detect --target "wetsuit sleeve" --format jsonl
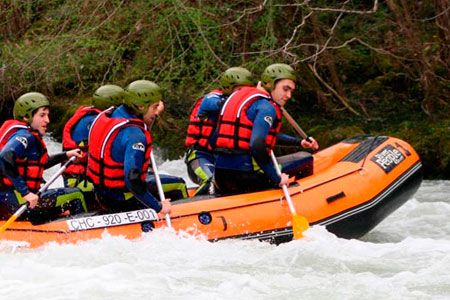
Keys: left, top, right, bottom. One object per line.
{"left": 49, "top": 115, "right": 96, "bottom": 168}
{"left": 249, "top": 102, "right": 281, "bottom": 184}
{"left": 276, "top": 133, "right": 301, "bottom": 146}
{"left": 0, "top": 133, "right": 32, "bottom": 196}
{"left": 197, "top": 93, "right": 225, "bottom": 119}
{"left": 122, "top": 129, "right": 162, "bottom": 212}
{"left": 71, "top": 114, "right": 96, "bottom": 145}
{"left": 46, "top": 152, "right": 67, "bottom": 168}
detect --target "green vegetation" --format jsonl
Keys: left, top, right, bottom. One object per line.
{"left": 1, "top": 0, "right": 449, "bottom": 178}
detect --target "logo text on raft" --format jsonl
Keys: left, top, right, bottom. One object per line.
{"left": 371, "top": 145, "right": 405, "bottom": 173}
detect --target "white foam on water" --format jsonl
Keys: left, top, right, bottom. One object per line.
{"left": 1, "top": 137, "right": 448, "bottom": 299}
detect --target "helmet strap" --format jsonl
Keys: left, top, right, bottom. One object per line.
{"left": 124, "top": 103, "right": 143, "bottom": 117}
{"left": 264, "top": 81, "right": 273, "bottom": 92}
{"left": 22, "top": 116, "right": 31, "bottom": 124}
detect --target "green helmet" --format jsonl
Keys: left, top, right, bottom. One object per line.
{"left": 261, "top": 63, "right": 297, "bottom": 91}
{"left": 13, "top": 92, "right": 50, "bottom": 121}
{"left": 220, "top": 67, "right": 254, "bottom": 93}
{"left": 124, "top": 80, "right": 162, "bottom": 115}
{"left": 92, "top": 84, "right": 125, "bottom": 110}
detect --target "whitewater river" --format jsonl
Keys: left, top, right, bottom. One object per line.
{"left": 0, "top": 138, "right": 449, "bottom": 299}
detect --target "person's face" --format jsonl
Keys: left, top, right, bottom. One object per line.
{"left": 143, "top": 101, "right": 164, "bottom": 128}
{"left": 29, "top": 107, "right": 50, "bottom": 135}
{"left": 270, "top": 79, "right": 296, "bottom": 107}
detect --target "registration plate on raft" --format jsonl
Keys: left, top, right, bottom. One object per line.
{"left": 66, "top": 208, "right": 159, "bottom": 231}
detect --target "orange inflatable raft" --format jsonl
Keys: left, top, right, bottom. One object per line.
{"left": 0, "top": 135, "right": 423, "bottom": 248}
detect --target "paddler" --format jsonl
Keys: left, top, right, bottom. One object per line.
{"left": 61, "top": 84, "right": 125, "bottom": 210}
{"left": 184, "top": 67, "right": 254, "bottom": 195}
{"left": 213, "top": 63, "right": 319, "bottom": 194}
{"left": 0, "top": 92, "right": 87, "bottom": 223}
{"left": 86, "top": 80, "right": 171, "bottom": 217}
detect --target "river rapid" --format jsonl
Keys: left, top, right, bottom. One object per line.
{"left": 0, "top": 138, "right": 449, "bottom": 300}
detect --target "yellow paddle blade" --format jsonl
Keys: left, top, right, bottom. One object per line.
{"left": 292, "top": 214, "right": 309, "bottom": 239}
{"left": 0, "top": 214, "right": 19, "bottom": 234}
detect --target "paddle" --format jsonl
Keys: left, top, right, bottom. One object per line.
{"left": 193, "top": 177, "right": 214, "bottom": 196}
{"left": 281, "top": 107, "right": 316, "bottom": 147}
{"left": 270, "top": 151, "right": 309, "bottom": 239}
{"left": 0, "top": 156, "right": 77, "bottom": 234}
{"left": 149, "top": 151, "right": 172, "bottom": 228}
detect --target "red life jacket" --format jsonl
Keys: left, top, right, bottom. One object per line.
{"left": 0, "top": 120, "right": 48, "bottom": 192}
{"left": 185, "top": 90, "right": 223, "bottom": 151}
{"left": 86, "top": 110, "right": 152, "bottom": 188}
{"left": 215, "top": 86, "right": 282, "bottom": 152}
{"left": 62, "top": 106, "right": 101, "bottom": 176}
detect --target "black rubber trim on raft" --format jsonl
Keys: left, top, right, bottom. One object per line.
{"left": 212, "top": 161, "right": 422, "bottom": 244}
{"left": 318, "top": 161, "right": 422, "bottom": 227}
{"left": 341, "top": 136, "right": 388, "bottom": 163}
{"left": 323, "top": 162, "right": 422, "bottom": 239}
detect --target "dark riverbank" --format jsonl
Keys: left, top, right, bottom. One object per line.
{"left": 1, "top": 1, "right": 448, "bottom": 178}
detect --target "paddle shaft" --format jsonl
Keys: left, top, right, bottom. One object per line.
{"left": 150, "top": 151, "right": 172, "bottom": 228}
{"left": 39, "top": 156, "right": 77, "bottom": 193}
{"left": 281, "top": 107, "right": 311, "bottom": 142}
{"left": 270, "top": 151, "right": 309, "bottom": 239}
{"left": 270, "top": 152, "right": 297, "bottom": 215}
{"left": 0, "top": 156, "right": 76, "bottom": 234}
